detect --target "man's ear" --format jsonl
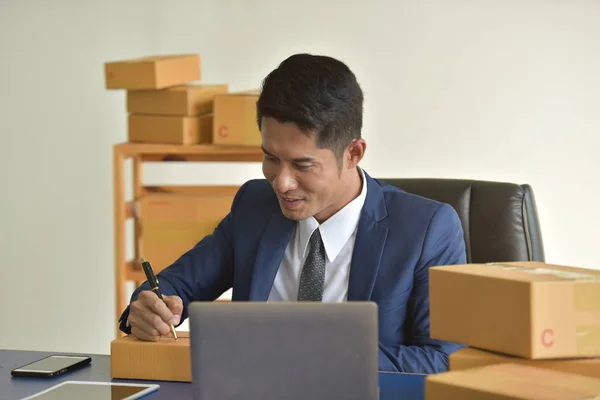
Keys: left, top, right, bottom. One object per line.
{"left": 346, "top": 139, "right": 366, "bottom": 169}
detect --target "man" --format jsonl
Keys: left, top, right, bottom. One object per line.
{"left": 119, "top": 53, "right": 466, "bottom": 373}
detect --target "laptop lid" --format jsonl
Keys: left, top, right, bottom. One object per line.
{"left": 188, "top": 301, "right": 379, "bottom": 400}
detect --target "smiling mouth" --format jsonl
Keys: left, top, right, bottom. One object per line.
{"left": 279, "top": 196, "right": 304, "bottom": 209}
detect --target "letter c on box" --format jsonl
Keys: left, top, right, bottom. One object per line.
{"left": 541, "top": 329, "right": 554, "bottom": 347}
{"left": 218, "top": 125, "right": 229, "bottom": 138}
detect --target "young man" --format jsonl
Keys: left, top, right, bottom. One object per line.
{"left": 119, "top": 54, "right": 466, "bottom": 373}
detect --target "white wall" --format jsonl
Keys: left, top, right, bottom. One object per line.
{"left": 0, "top": 0, "right": 167, "bottom": 354}
{"left": 1, "top": 0, "right": 598, "bottom": 355}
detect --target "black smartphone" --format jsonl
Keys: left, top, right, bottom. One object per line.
{"left": 11, "top": 355, "right": 92, "bottom": 378}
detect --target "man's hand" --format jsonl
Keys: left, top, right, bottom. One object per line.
{"left": 128, "top": 291, "right": 183, "bottom": 341}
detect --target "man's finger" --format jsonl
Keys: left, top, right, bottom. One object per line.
{"left": 164, "top": 296, "right": 183, "bottom": 324}
{"left": 131, "top": 325, "right": 160, "bottom": 342}
{"left": 137, "top": 308, "right": 171, "bottom": 336}
{"left": 128, "top": 312, "right": 162, "bottom": 339}
{"left": 139, "top": 291, "right": 174, "bottom": 326}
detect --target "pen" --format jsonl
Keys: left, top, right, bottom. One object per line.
{"left": 140, "top": 257, "right": 178, "bottom": 340}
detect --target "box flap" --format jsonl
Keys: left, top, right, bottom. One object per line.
{"left": 450, "top": 347, "right": 511, "bottom": 364}
{"left": 431, "top": 262, "right": 600, "bottom": 283}
{"left": 219, "top": 89, "right": 261, "bottom": 96}
{"left": 112, "top": 331, "right": 190, "bottom": 345}
{"left": 107, "top": 54, "right": 199, "bottom": 65}
{"left": 428, "top": 363, "right": 600, "bottom": 398}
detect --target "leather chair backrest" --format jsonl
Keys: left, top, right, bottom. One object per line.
{"left": 379, "top": 178, "right": 545, "bottom": 264}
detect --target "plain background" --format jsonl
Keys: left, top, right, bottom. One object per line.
{"left": 1, "top": 0, "right": 598, "bottom": 355}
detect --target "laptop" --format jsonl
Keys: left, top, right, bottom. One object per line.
{"left": 188, "top": 301, "right": 379, "bottom": 400}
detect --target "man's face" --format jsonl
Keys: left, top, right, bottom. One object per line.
{"left": 260, "top": 117, "right": 353, "bottom": 223}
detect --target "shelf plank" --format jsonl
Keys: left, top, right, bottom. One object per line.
{"left": 125, "top": 200, "right": 135, "bottom": 219}
{"left": 125, "top": 260, "right": 144, "bottom": 282}
{"left": 141, "top": 185, "right": 240, "bottom": 196}
{"left": 114, "top": 147, "right": 127, "bottom": 338}
{"left": 127, "top": 269, "right": 146, "bottom": 283}
{"left": 115, "top": 143, "right": 263, "bottom": 162}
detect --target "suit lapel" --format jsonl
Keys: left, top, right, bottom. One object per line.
{"left": 347, "top": 173, "right": 389, "bottom": 301}
{"left": 249, "top": 212, "right": 294, "bottom": 300}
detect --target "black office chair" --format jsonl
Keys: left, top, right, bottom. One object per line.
{"left": 379, "top": 178, "right": 545, "bottom": 264}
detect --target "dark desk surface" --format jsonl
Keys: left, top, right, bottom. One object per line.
{"left": 0, "top": 349, "right": 425, "bottom": 400}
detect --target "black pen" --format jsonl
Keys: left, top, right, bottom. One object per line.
{"left": 140, "top": 257, "right": 178, "bottom": 340}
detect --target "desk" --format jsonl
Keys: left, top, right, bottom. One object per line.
{"left": 0, "top": 350, "right": 425, "bottom": 400}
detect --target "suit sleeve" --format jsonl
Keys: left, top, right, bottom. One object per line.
{"left": 118, "top": 182, "right": 250, "bottom": 334}
{"left": 378, "top": 203, "right": 467, "bottom": 373}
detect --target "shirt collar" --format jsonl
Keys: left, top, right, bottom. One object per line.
{"left": 298, "top": 167, "right": 368, "bottom": 262}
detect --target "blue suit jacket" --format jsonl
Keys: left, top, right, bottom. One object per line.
{"left": 119, "top": 171, "right": 466, "bottom": 373}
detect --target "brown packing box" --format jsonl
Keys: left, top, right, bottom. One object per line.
{"left": 430, "top": 261, "right": 600, "bottom": 359}
{"left": 137, "top": 189, "right": 238, "bottom": 273}
{"left": 127, "top": 84, "right": 229, "bottom": 116}
{"left": 111, "top": 331, "right": 191, "bottom": 382}
{"left": 450, "top": 347, "right": 600, "bottom": 379}
{"left": 213, "top": 91, "right": 261, "bottom": 146}
{"left": 426, "top": 363, "right": 600, "bottom": 399}
{"left": 105, "top": 54, "right": 200, "bottom": 90}
{"left": 128, "top": 114, "right": 212, "bottom": 145}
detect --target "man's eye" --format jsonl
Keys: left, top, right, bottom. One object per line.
{"left": 296, "top": 164, "right": 312, "bottom": 170}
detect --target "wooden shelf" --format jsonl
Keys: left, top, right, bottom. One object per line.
{"left": 115, "top": 143, "right": 263, "bottom": 162}
{"left": 112, "top": 142, "right": 262, "bottom": 338}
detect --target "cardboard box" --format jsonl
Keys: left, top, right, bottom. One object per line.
{"left": 430, "top": 261, "right": 600, "bottom": 359}
{"left": 111, "top": 331, "right": 191, "bottom": 382}
{"left": 105, "top": 54, "right": 200, "bottom": 90}
{"left": 128, "top": 114, "right": 212, "bottom": 145}
{"left": 137, "top": 189, "right": 238, "bottom": 272}
{"left": 213, "top": 91, "right": 261, "bottom": 146}
{"left": 426, "top": 363, "right": 600, "bottom": 399}
{"left": 450, "top": 347, "right": 600, "bottom": 379}
{"left": 127, "top": 84, "right": 229, "bottom": 116}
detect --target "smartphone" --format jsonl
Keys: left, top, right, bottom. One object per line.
{"left": 11, "top": 355, "right": 92, "bottom": 378}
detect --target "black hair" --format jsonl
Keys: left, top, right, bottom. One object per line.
{"left": 256, "top": 53, "right": 363, "bottom": 162}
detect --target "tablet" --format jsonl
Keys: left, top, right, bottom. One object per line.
{"left": 21, "top": 381, "right": 159, "bottom": 399}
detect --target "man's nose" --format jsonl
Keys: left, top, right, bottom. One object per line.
{"left": 272, "top": 166, "right": 298, "bottom": 193}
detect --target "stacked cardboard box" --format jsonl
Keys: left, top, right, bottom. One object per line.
{"left": 426, "top": 261, "right": 600, "bottom": 399}
{"left": 212, "top": 90, "right": 262, "bottom": 146}
{"left": 103, "top": 54, "right": 254, "bottom": 274}
{"left": 137, "top": 188, "right": 239, "bottom": 273}
{"left": 104, "top": 54, "right": 261, "bottom": 146}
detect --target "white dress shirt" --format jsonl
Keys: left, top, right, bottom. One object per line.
{"left": 268, "top": 167, "right": 368, "bottom": 302}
